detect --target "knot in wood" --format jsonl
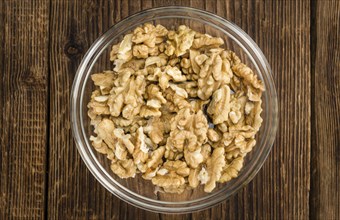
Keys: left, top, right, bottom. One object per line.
{"left": 64, "top": 41, "right": 83, "bottom": 58}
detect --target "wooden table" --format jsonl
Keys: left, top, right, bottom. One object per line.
{"left": 0, "top": 0, "right": 339, "bottom": 219}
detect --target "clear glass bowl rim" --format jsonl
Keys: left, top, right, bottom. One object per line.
{"left": 71, "top": 6, "right": 278, "bottom": 213}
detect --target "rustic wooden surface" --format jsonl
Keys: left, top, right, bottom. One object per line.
{"left": 0, "top": 0, "right": 339, "bottom": 219}
{"left": 310, "top": 0, "right": 340, "bottom": 219}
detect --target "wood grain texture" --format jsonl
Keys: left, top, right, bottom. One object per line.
{"left": 310, "top": 0, "right": 340, "bottom": 219}
{"left": 2, "top": 0, "right": 339, "bottom": 219}
{"left": 48, "top": 0, "right": 311, "bottom": 219}
{"left": 48, "top": 0, "right": 159, "bottom": 219}
{"left": 191, "top": 0, "right": 311, "bottom": 219}
{"left": 48, "top": 0, "right": 120, "bottom": 219}
{"left": 0, "top": 0, "right": 49, "bottom": 219}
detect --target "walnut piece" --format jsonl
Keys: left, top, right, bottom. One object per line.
{"left": 132, "top": 127, "right": 149, "bottom": 165}
{"left": 219, "top": 156, "right": 244, "bottom": 183}
{"left": 152, "top": 160, "right": 190, "bottom": 193}
{"left": 111, "top": 159, "right": 136, "bottom": 178}
{"left": 171, "top": 25, "right": 196, "bottom": 56}
{"left": 93, "top": 118, "right": 116, "bottom": 150}
{"left": 144, "top": 117, "right": 164, "bottom": 144}
{"left": 147, "top": 146, "right": 165, "bottom": 169}
{"left": 197, "top": 49, "right": 228, "bottom": 100}
{"left": 204, "top": 147, "right": 226, "bottom": 192}
{"left": 192, "top": 34, "right": 224, "bottom": 49}
{"left": 207, "top": 85, "right": 231, "bottom": 124}
{"left": 207, "top": 128, "right": 221, "bottom": 142}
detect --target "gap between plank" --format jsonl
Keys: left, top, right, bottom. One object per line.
{"left": 44, "top": 0, "right": 53, "bottom": 219}
{"left": 309, "top": 0, "right": 317, "bottom": 219}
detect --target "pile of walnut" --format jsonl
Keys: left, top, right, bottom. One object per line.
{"left": 88, "top": 23, "right": 264, "bottom": 193}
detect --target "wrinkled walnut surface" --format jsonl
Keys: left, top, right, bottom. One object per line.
{"left": 88, "top": 24, "right": 264, "bottom": 193}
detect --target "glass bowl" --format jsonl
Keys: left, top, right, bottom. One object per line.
{"left": 71, "top": 6, "right": 278, "bottom": 213}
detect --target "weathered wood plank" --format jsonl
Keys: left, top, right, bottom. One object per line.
{"left": 190, "top": 0, "right": 311, "bottom": 219}
{"left": 48, "top": 1, "right": 119, "bottom": 219}
{"left": 0, "top": 0, "right": 49, "bottom": 219}
{"left": 310, "top": 0, "right": 340, "bottom": 219}
{"left": 48, "top": 0, "right": 160, "bottom": 219}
